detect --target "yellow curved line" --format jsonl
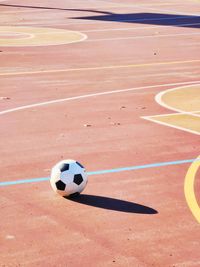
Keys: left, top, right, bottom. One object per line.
{"left": 184, "top": 156, "right": 200, "bottom": 224}
{"left": 0, "top": 26, "right": 86, "bottom": 47}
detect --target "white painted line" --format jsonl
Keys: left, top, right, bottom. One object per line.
{"left": 1, "top": 80, "right": 200, "bottom": 116}
{"left": 143, "top": 111, "right": 200, "bottom": 118}
{"left": 87, "top": 31, "right": 200, "bottom": 42}
{"left": 142, "top": 115, "right": 200, "bottom": 136}
{"left": 83, "top": 22, "right": 200, "bottom": 32}
{"left": 1, "top": 59, "right": 200, "bottom": 77}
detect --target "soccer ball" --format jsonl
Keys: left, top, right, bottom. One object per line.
{"left": 50, "top": 159, "right": 88, "bottom": 197}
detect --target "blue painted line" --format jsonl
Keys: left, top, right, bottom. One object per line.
{"left": 87, "top": 158, "right": 200, "bottom": 175}
{"left": 0, "top": 177, "right": 49, "bottom": 186}
{"left": 0, "top": 158, "right": 200, "bottom": 187}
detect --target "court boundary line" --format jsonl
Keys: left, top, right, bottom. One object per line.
{"left": 83, "top": 22, "right": 200, "bottom": 32}
{"left": 1, "top": 80, "right": 200, "bottom": 116}
{"left": 87, "top": 31, "right": 200, "bottom": 42}
{"left": 1, "top": 158, "right": 200, "bottom": 187}
{"left": 1, "top": 59, "right": 200, "bottom": 77}
{"left": 142, "top": 115, "right": 200, "bottom": 136}
{"left": 143, "top": 111, "right": 200, "bottom": 118}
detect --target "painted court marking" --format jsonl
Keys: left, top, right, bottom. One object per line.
{"left": 143, "top": 84, "right": 200, "bottom": 135}
{"left": 0, "top": 26, "right": 87, "bottom": 46}
{"left": 184, "top": 155, "right": 200, "bottom": 224}
{"left": 155, "top": 85, "right": 200, "bottom": 113}
{"left": 83, "top": 22, "right": 200, "bottom": 32}
{"left": 87, "top": 31, "right": 200, "bottom": 42}
{"left": 1, "top": 158, "right": 200, "bottom": 187}
{"left": 1, "top": 80, "right": 200, "bottom": 116}
{"left": 1, "top": 59, "right": 200, "bottom": 76}
{"left": 141, "top": 4, "right": 200, "bottom": 17}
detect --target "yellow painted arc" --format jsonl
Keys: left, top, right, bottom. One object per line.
{"left": 157, "top": 85, "right": 200, "bottom": 112}
{"left": 0, "top": 26, "right": 87, "bottom": 47}
{"left": 143, "top": 84, "right": 200, "bottom": 135}
{"left": 184, "top": 155, "right": 200, "bottom": 224}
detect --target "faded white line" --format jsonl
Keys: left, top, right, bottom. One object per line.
{"left": 1, "top": 80, "right": 200, "bottom": 116}
{"left": 87, "top": 31, "right": 200, "bottom": 42}
{"left": 142, "top": 115, "right": 200, "bottom": 135}
{"left": 83, "top": 22, "right": 200, "bottom": 32}
{"left": 1, "top": 59, "right": 200, "bottom": 77}
{"left": 143, "top": 110, "right": 200, "bottom": 118}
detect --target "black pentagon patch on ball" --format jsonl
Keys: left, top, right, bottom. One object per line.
{"left": 73, "top": 174, "right": 83, "bottom": 185}
{"left": 56, "top": 180, "right": 66, "bottom": 191}
{"left": 60, "top": 163, "right": 69, "bottom": 172}
{"left": 76, "top": 162, "right": 84, "bottom": 168}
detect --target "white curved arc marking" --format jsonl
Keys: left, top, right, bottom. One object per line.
{"left": 142, "top": 84, "right": 200, "bottom": 135}
{"left": 1, "top": 80, "right": 200, "bottom": 116}
{"left": 155, "top": 84, "right": 200, "bottom": 115}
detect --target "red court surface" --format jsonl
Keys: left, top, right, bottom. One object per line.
{"left": 0, "top": 0, "right": 200, "bottom": 266}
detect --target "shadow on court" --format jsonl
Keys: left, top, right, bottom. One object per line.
{"left": 73, "top": 12, "right": 200, "bottom": 29}
{"left": 1, "top": 3, "right": 200, "bottom": 28}
{"left": 67, "top": 194, "right": 158, "bottom": 214}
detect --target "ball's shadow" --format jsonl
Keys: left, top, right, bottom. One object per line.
{"left": 67, "top": 194, "right": 158, "bottom": 214}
